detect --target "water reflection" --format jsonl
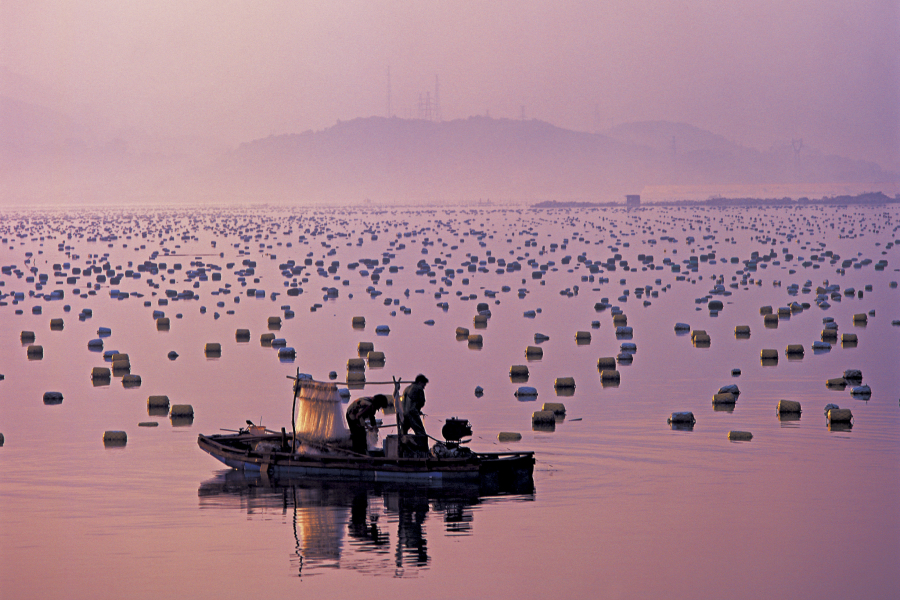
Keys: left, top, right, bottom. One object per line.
{"left": 198, "top": 470, "right": 534, "bottom": 578}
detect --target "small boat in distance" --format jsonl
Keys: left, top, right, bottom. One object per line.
{"left": 198, "top": 376, "right": 535, "bottom": 490}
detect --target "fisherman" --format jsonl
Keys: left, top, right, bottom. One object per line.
{"left": 396, "top": 374, "right": 429, "bottom": 437}
{"left": 345, "top": 394, "right": 390, "bottom": 455}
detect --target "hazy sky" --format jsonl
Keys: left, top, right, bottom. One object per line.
{"left": 2, "top": 0, "right": 898, "bottom": 168}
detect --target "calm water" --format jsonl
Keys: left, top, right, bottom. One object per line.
{"left": 1, "top": 204, "right": 898, "bottom": 599}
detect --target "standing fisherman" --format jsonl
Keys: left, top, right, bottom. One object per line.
{"left": 396, "top": 374, "right": 429, "bottom": 437}
{"left": 345, "top": 394, "right": 390, "bottom": 454}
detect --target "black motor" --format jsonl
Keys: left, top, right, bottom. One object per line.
{"left": 441, "top": 417, "right": 473, "bottom": 448}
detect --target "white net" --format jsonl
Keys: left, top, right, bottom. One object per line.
{"left": 293, "top": 380, "right": 350, "bottom": 444}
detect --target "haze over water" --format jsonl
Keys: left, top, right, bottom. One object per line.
{"left": 0, "top": 204, "right": 898, "bottom": 599}
{"left": 2, "top": 2, "right": 899, "bottom": 597}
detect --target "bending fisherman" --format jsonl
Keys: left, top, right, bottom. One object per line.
{"left": 345, "top": 394, "right": 390, "bottom": 454}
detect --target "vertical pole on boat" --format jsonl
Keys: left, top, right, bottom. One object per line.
{"left": 290, "top": 367, "right": 300, "bottom": 454}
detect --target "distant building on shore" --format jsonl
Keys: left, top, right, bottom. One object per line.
{"left": 626, "top": 194, "right": 641, "bottom": 207}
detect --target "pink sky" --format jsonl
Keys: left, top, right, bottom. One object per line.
{"left": 2, "top": 0, "right": 898, "bottom": 169}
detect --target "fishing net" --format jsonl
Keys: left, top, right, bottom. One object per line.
{"left": 293, "top": 380, "right": 350, "bottom": 444}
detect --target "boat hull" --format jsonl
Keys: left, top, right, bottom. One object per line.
{"left": 198, "top": 432, "right": 535, "bottom": 489}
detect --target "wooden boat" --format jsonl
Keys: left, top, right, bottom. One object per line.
{"left": 199, "top": 375, "right": 534, "bottom": 488}
{"left": 198, "top": 430, "right": 535, "bottom": 488}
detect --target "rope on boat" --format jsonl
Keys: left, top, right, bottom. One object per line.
{"left": 286, "top": 375, "right": 412, "bottom": 386}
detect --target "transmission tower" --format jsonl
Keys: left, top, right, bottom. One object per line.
{"left": 434, "top": 75, "right": 442, "bottom": 122}
{"left": 386, "top": 66, "right": 392, "bottom": 118}
{"left": 791, "top": 138, "right": 803, "bottom": 177}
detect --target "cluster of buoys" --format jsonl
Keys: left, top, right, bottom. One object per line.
{"left": 0, "top": 204, "right": 894, "bottom": 447}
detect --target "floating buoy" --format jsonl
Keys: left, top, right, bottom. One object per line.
{"left": 515, "top": 386, "right": 538, "bottom": 397}
{"left": 509, "top": 365, "right": 529, "bottom": 377}
{"left": 597, "top": 357, "right": 616, "bottom": 370}
{"left": 170, "top": 404, "right": 194, "bottom": 417}
{"left": 473, "top": 314, "right": 488, "bottom": 325}
{"left": 103, "top": 431, "right": 127, "bottom": 444}
{"left": 235, "top": 329, "right": 251, "bottom": 340}
{"left": 777, "top": 400, "right": 802, "bottom": 413}
{"left": 375, "top": 325, "right": 390, "bottom": 334}
{"left": 667, "top": 411, "right": 696, "bottom": 425}
{"left": 759, "top": 306, "right": 773, "bottom": 315}
{"left": 138, "top": 422, "right": 159, "bottom": 427}
{"left": 498, "top": 432, "right": 522, "bottom": 442}
{"left": 156, "top": 317, "right": 170, "bottom": 329}
{"left": 760, "top": 349, "right": 778, "bottom": 360}
{"left": 734, "top": 325, "right": 750, "bottom": 336}
{"left": 351, "top": 316, "right": 366, "bottom": 327}
{"left": 88, "top": 338, "right": 103, "bottom": 349}
{"left": 785, "top": 344, "right": 804, "bottom": 355}
{"left": 841, "top": 333, "right": 858, "bottom": 343}
{"left": 347, "top": 358, "right": 366, "bottom": 371}
{"left": 347, "top": 371, "right": 366, "bottom": 382}
{"left": 692, "top": 332, "right": 711, "bottom": 345}
{"left": 531, "top": 410, "right": 555, "bottom": 425}
{"left": 367, "top": 351, "right": 385, "bottom": 362}
{"left": 26, "top": 345, "right": 43, "bottom": 357}
{"left": 827, "top": 408, "right": 853, "bottom": 423}
{"left": 358, "top": 341, "right": 375, "bottom": 353}
{"left": 525, "top": 345, "right": 543, "bottom": 357}
{"left": 147, "top": 395, "right": 170, "bottom": 409}
{"left": 278, "top": 347, "right": 296, "bottom": 358}
{"left": 43, "top": 391, "right": 63, "bottom": 404}
{"left": 268, "top": 316, "right": 282, "bottom": 326}
{"left": 455, "top": 327, "right": 470, "bottom": 337}
{"left": 542, "top": 402, "right": 566, "bottom": 415}
{"left": 467, "top": 334, "right": 483, "bottom": 344}
{"left": 843, "top": 369, "right": 863, "bottom": 380}
{"left": 599, "top": 370, "right": 620, "bottom": 381}
{"left": 852, "top": 313, "right": 867, "bottom": 323}
{"left": 728, "top": 431, "right": 753, "bottom": 441}
{"left": 554, "top": 377, "right": 575, "bottom": 389}
{"left": 167, "top": 351, "right": 178, "bottom": 360}
{"left": 826, "top": 377, "right": 847, "bottom": 388}
{"left": 712, "top": 392, "right": 736, "bottom": 404}
{"left": 673, "top": 322, "right": 690, "bottom": 331}
{"left": 204, "top": 342, "right": 221, "bottom": 354}
{"left": 122, "top": 374, "right": 142, "bottom": 386}
{"left": 850, "top": 385, "right": 871, "bottom": 396}
{"left": 763, "top": 314, "right": 779, "bottom": 325}
{"left": 575, "top": 331, "right": 591, "bottom": 340}
{"left": 20, "top": 331, "right": 36, "bottom": 342}
{"left": 718, "top": 384, "right": 740, "bottom": 395}
{"left": 50, "top": 318, "right": 64, "bottom": 330}
{"left": 91, "top": 367, "right": 111, "bottom": 380}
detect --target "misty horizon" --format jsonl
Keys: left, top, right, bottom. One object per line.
{"left": 1, "top": 1, "right": 898, "bottom": 205}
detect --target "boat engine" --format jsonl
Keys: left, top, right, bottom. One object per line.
{"left": 441, "top": 417, "right": 473, "bottom": 449}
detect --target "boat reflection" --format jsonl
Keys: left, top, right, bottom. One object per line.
{"left": 198, "top": 469, "right": 534, "bottom": 577}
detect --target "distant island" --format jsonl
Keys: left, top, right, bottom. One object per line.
{"left": 532, "top": 191, "right": 900, "bottom": 208}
